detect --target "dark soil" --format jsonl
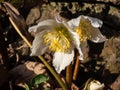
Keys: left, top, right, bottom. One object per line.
{"left": 0, "top": 0, "right": 120, "bottom": 90}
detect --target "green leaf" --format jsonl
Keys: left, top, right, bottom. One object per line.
{"left": 32, "top": 74, "right": 49, "bottom": 87}
{"left": 25, "top": 83, "right": 30, "bottom": 90}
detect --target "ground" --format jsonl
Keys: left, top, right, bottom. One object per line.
{"left": 0, "top": 0, "right": 120, "bottom": 90}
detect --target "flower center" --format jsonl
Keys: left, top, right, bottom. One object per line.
{"left": 75, "top": 17, "right": 93, "bottom": 41}
{"left": 43, "top": 24, "right": 71, "bottom": 52}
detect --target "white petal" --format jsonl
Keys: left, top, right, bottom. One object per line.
{"left": 28, "top": 19, "right": 59, "bottom": 33}
{"left": 71, "top": 31, "right": 84, "bottom": 60}
{"left": 53, "top": 51, "right": 74, "bottom": 73}
{"left": 80, "top": 41, "right": 88, "bottom": 55}
{"left": 89, "top": 80, "right": 104, "bottom": 90}
{"left": 67, "top": 16, "right": 81, "bottom": 28}
{"left": 82, "top": 15, "right": 103, "bottom": 28}
{"left": 67, "top": 15, "right": 103, "bottom": 28}
{"left": 30, "top": 30, "right": 49, "bottom": 56}
{"left": 63, "top": 23, "right": 84, "bottom": 60}
{"left": 90, "top": 28, "right": 107, "bottom": 43}
{"left": 28, "top": 25, "right": 38, "bottom": 33}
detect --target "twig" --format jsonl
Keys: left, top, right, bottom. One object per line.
{"left": 73, "top": 52, "right": 80, "bottom": 81}
{"left": 66, "top": 63, "right": 72, "bottom": 90}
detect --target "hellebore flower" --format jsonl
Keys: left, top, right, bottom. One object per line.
{"left": 87, "top": 80, "right": 104, "bottom": 90}
{"left": 28, "top": 15, "right": 107, "bottom": 73}
{"left": 29, "top": 19, "right": 78, "bottom": 73}
{"left": 67, "top": 15, "right": 106, "bottom": 43}
{"left": 67, "top": 15, "right": 107, "bottom": 59}
{"left": 82, "top": 79, "right": 104, "bottom": 90}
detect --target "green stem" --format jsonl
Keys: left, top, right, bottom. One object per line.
{"left": 38, "top": 56, "right": 68, "bottom": 90}
{"left": 66, "top": 63, "right": 72, "bottom": 90}
{"left": 9, "top": 17, "right": 68, "bottom": 90}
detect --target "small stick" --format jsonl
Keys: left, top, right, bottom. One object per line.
{"left": 73, "top": 52, "right": 80, "bottom": 81}
{"left": 66, "top": 63, "right": 72, "bottom": 90}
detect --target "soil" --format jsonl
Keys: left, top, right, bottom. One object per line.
{"left": 0, "top": 0, "right": 120, "bottom": 90}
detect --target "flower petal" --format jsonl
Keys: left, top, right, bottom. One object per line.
{"left": 63, "top": 23, "right": 84, "bottom": 60}
{"left": 30, "top": 30, "right": 49, "bottom": 56}
{"left": 89, "top": 80, "right": 105, "bottom": 90}
{"left": 82, "top": 15, "right": 103, "bottom": 28}
{"left": 67, "top": 15, "right": 103, "bottom": 29}
{"left": 67, "top": 16, "right": 80, "bottom": 28}
{"left": 80, "top": 41, "right": 88, "bottom": 55}
{"left": 53, "top": 50, "right": 74, "bottom": 73}
{"left": 89, "top": 28, "right": 107, "bottom": 43}
{"left": 70, "top": 31, "right": 84, "bottom": 60}
{"left": 28, "top": 19, "right": 59, "bottom": 33}
{"left": 28, "top": 25, "right": 38, "bottom": 33}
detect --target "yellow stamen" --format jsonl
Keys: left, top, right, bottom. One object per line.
{"left": 43, "top": 24, "right": 71, "bottom": 52}
{"left": 75, "top": 17, "right": 94, "bottom": 42}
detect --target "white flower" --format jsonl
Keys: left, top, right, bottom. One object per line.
{"left": 67, "top": 15, "right": 106, "bottom": 42}
{"left": 67, "top": 15, "right": 107, "bottom": 60}
{"left": 87, "top": 80, "right": 104, "bottom": 90}
{"left": 29, "top": 19, "right": 78, "bottom": 73}
{"left": 28, "top": 15, "right": 107, "bottom": 73}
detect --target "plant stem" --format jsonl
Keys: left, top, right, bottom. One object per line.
{"left": 38, "top": 56, "right": 68, "bottom": 90}
{"left": 9, "top": 17, "right": 68, "bottom": 90}
{"left": 73, "top": 52, "right": 80, "bottom": 81}
{"left": 66, "top": 63, "right": 72, "bottom": 90}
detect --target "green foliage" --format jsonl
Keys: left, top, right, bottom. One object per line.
{"left": 32, "top": 74, "right": 49, "bottom": 88}
{"left": 24, "top": 74, "right": 49, "bottom": 90}
{"left": 25, "top": 83, "right": 30, "bottom": 90}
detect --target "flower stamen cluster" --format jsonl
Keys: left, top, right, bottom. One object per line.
{"left": 43, "top": 24, "right": 71, "bottom": 52}
{"left": 75, "top": 17, "right": 93, "bottom": 42}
